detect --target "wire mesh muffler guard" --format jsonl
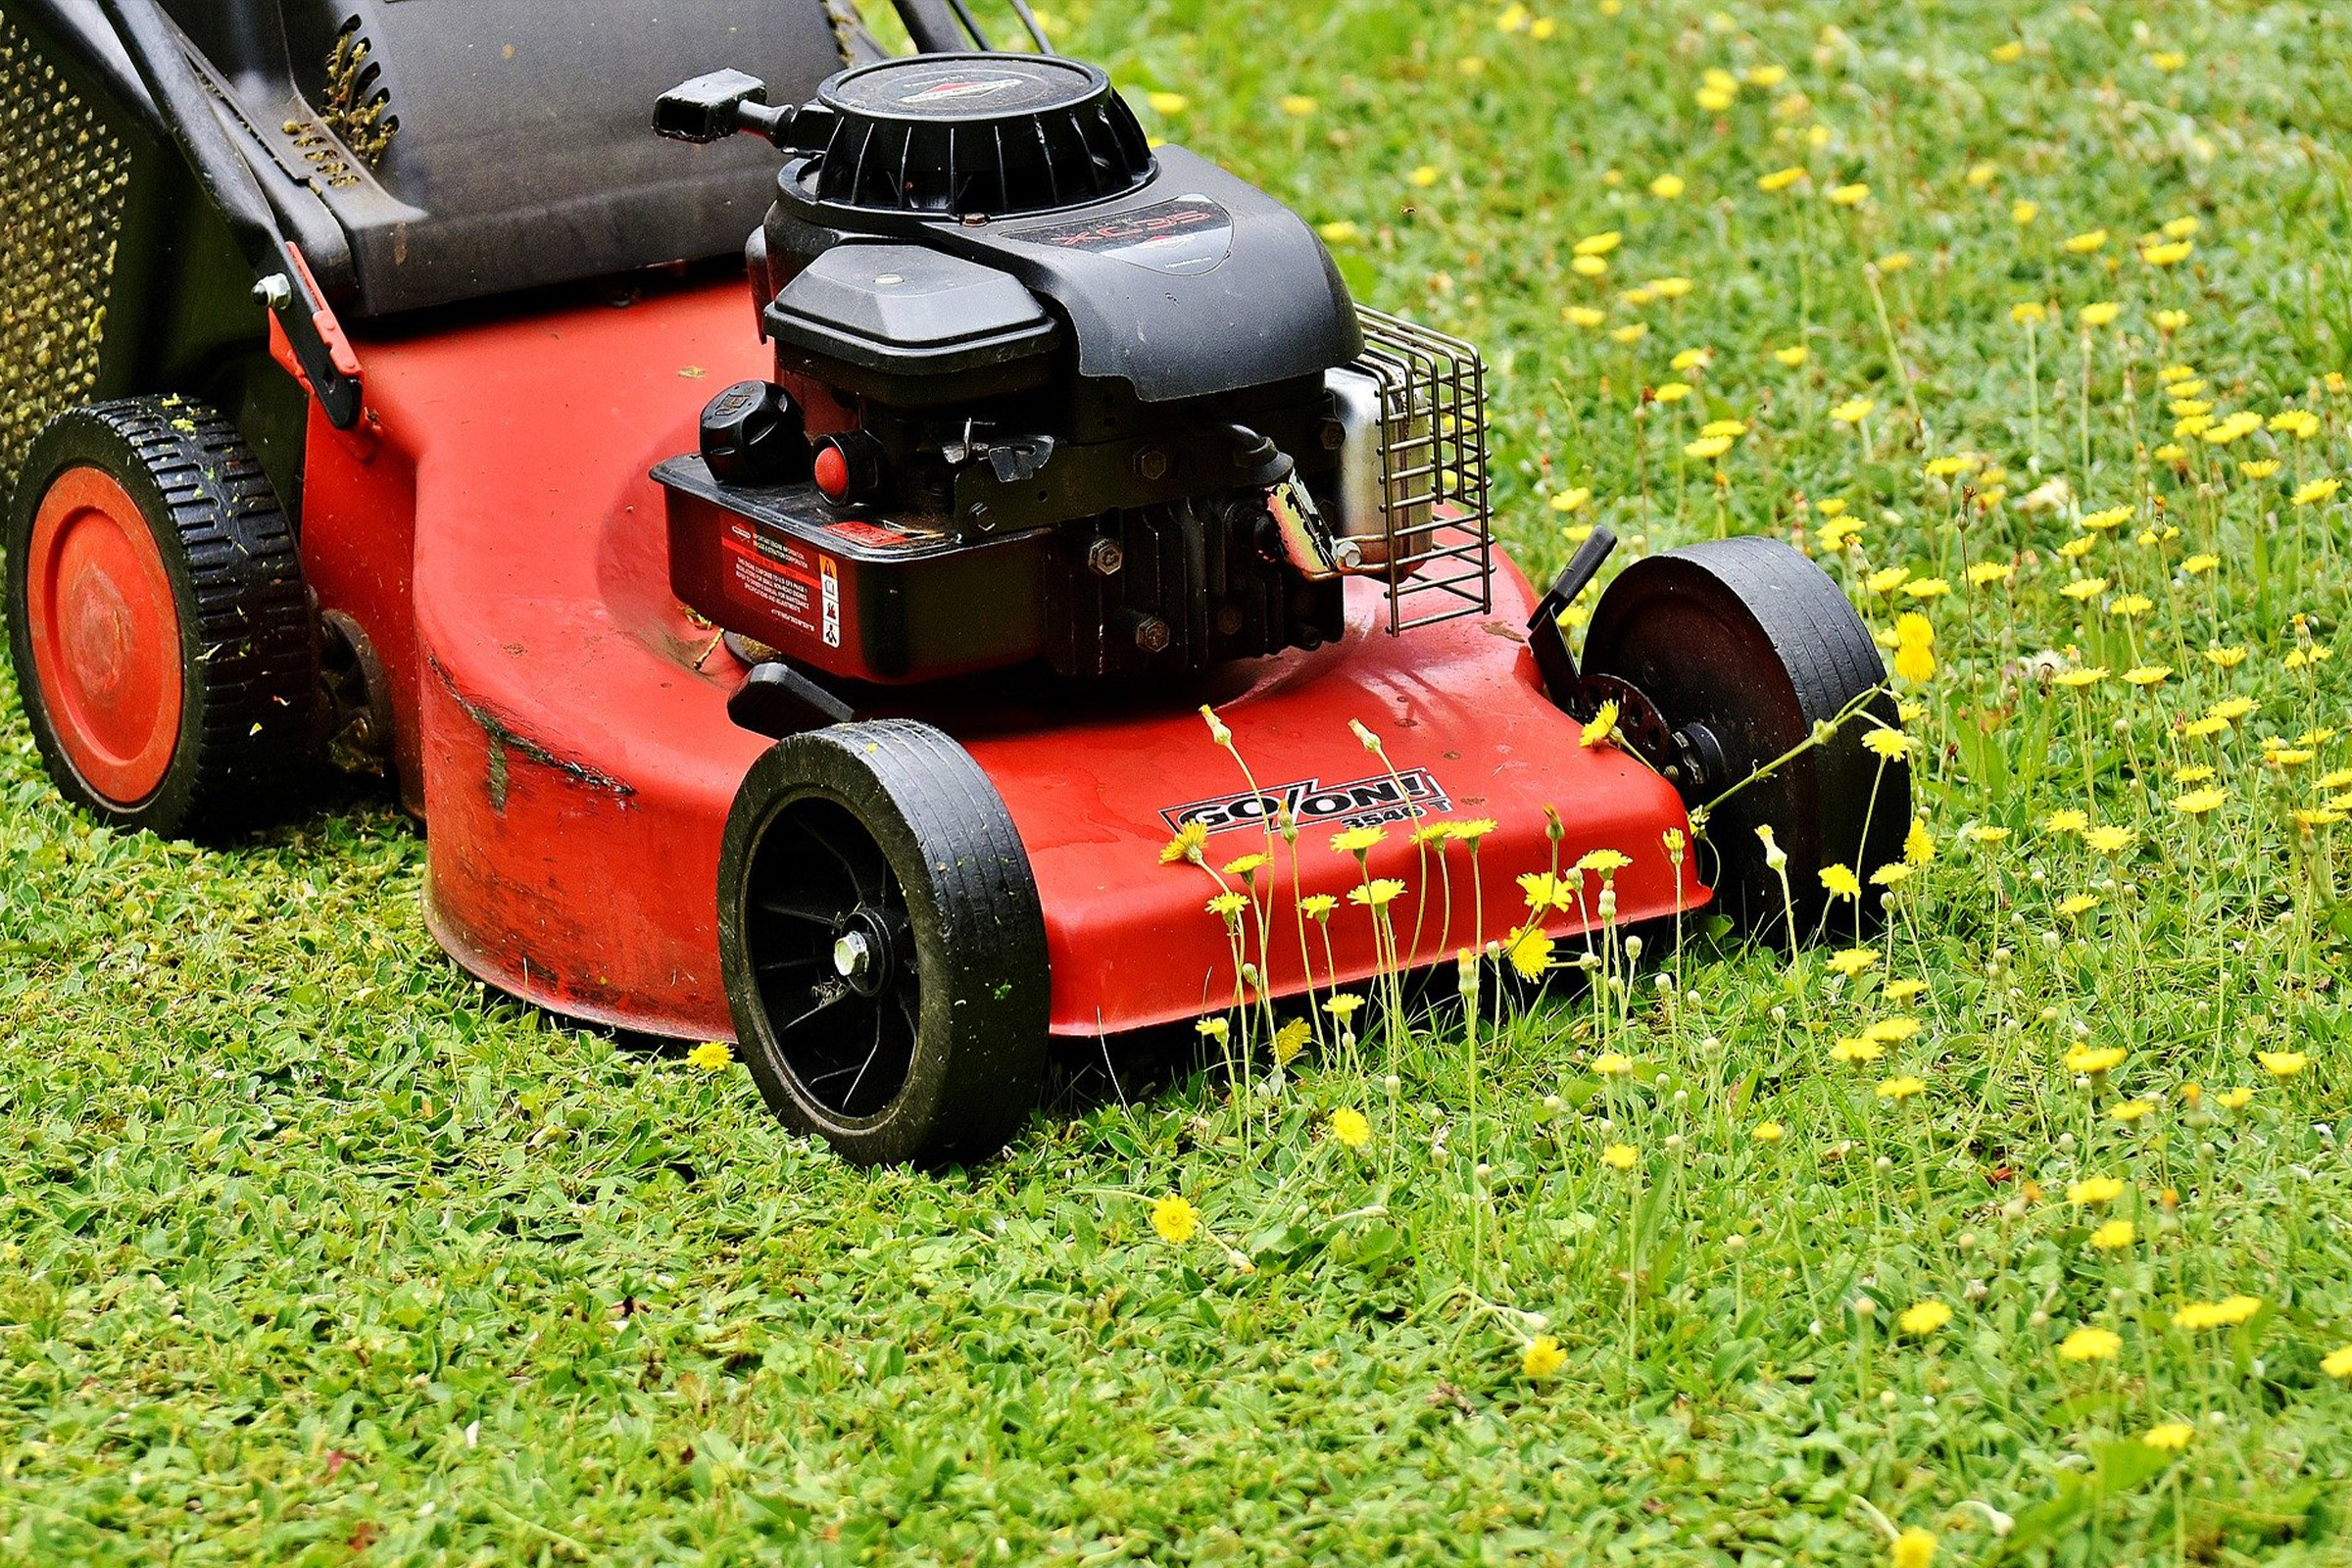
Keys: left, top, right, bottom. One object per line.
{"left": 1353, "top": 307, "right": 1495, "bottom": 633}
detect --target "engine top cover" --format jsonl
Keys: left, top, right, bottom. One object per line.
{"left": 808, "top": 54, "right": 1155, "bottom": 219}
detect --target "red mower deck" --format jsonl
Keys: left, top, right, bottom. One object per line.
{"left": 304, "top": 280, "right": 1700, "bottom": 1043}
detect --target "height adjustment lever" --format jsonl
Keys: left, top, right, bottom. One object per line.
{"left": 1526, "top": 524, "right": 1618, "bottom": 703}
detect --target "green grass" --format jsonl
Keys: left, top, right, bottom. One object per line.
{"left": 7, "top": 0, "right": 2352, "bottom": 1562}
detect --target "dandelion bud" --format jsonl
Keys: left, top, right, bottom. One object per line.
{"left": 1200, "top": 704, "right": 1234, "bottom": 748}
{"left": 1348, "top": 718, "right": 1383, "bottom": 754}
{"left": 1771, "top": 1005, "right": 1787, "bottom": 1022}
{"left": 1665, "top": 1133, "right": 1685, "bottom": 1152}
{"left": 1880, "top": 1390, "right": 1898, "bottom": 1409}
{"left": 1874, "top": 1154, "right": 1892, "bottom": 1172}
{"left": 1851, "top": 1296, "right": 1877, "bottom": 1318}
{"left": 1241, "top": 962, "right": 1260, "bottom": 988}
{"left": 1384, "top": 1073, "right": 1401, "bottom": 1095}
{"left": 1524, "top": 1310, "right": 1549, "bottom": 1331}
{"left": 1624, "top": 934, "right": 1643, "bottom": 960}
{"left": 1597, "top": 888, "right": 1618, "bottom": 921}
{"left": 2029, "top": 1309, "right": 2048, "bottom": 1327}
{"left": 1672, "top": 1089, "right": 1689, "bottom": 1105}
{"left": 1457, "top": 950, "right": 1480, "bottom": 997}
{"left": 2057, "top": 1132, "right": 2077, "bottom": 1151}
{"left": 1700, "top": 1035, "right": 1722, "bottom": 1056}
{"left": 1965, "top": 1279, "right": 1988, "bottom": 1300}
{"left": 1545, "top": 804, "right": 1565, "bottom": 844}
{"left": 1725, "top": 1233, "right": 1746, "bottom": 1250}
{"left": 1541, "top": 1094, "right": 1563, "bottom": 1115}
{"left": 1809, "top": 1319, "right": 1823, "bottom": 1337}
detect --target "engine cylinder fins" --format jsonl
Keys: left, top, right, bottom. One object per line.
{"left": 806, "top": 53, "right": 1154, "bottom": 219}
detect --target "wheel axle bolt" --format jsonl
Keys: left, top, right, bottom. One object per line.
{"left": 833, "top": 931, "right": 873, "bottom": 980}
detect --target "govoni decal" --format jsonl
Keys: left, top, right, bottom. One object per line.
{"left": 1161, "top": 769, "right": 1451, "bottom": 836}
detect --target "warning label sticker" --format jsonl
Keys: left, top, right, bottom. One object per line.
{"left": 722, "top": 523, "right": 823, "bottom": 639}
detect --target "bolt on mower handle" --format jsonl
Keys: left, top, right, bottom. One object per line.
{"left": 92, "top": 0, "right": 363, "bottom": 429}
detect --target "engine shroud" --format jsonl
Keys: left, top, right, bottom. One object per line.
{"left": 661, "top": 52, "right": 1487, "bottom": 689}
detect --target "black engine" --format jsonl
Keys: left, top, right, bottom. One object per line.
{"left": 656, "top": 53, "right": 1491, "bottom": 687}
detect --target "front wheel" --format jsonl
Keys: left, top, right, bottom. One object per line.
{"left": 716, "top": 719, "right": 1051, "bottom": 1165}
{"left": 1580, "top": 536, "right": 1909, "bottom": 943}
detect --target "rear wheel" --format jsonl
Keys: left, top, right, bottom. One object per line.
{"left": 717, "top": 719, "right": 1051, "bottom": 1164}
{"left": 5, "top": 399, "right": 318, "bottom": 838}
{"left": 1580, "top": 536, "right": 1908, "bottom": 942}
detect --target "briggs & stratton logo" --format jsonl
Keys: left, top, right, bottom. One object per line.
{"left": 902, "top": 78, "right": 1025, "bottom": 104}
{"left": 1161, "top": 769, "right": 1450, "bottom": 836}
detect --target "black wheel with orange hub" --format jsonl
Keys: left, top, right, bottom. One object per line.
{"left": 717, "top": 720, "right": 1051, "bottom": 1165}
{"left": 5, "top": 399, "right": 319, "bottom": 839}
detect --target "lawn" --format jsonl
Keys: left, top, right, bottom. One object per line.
{"left": 6, "top": 0, "right": 2352, "bottom": 1563}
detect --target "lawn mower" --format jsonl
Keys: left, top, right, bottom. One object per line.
{"left": 0, "top": 0, "right": 1907, "bottom": 1162}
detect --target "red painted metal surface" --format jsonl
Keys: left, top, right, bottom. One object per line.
{"left": 23, "top": 466, "right": 185, "bottom": 805}
{"left": 302, "top": 277, "right": 1707, "bottom": 1042}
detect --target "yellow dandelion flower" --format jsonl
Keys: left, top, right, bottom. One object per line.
{"left": 2256, "top": 1051, "right": 2307, "bottom": 1079}
{"left": 2063, "top": 229, "right": 2109, "bottom": 254}
{"left": 1151, "top": 1194, "right": 1200, "bottom": 1245}
{"left": 1774, "top": 344, "right": 1811, "bottom": 367}
{"left": 1831, "top": 397, "right": 1878, "bottom": 424}
{"left": 2110, "top": 1099, "right": 2157, "bottom": 1124}
{"left": 2059, "top": 1326, "right": 2122, "bottom": 1362}
{"left": 2066, "top": 1045, "right": 2127, "bottom": 1074}
{"left": 687, "top": 1040, "right": 734, "bottom": 1072}
{"left": 1750, "top": 1121, "right": 1785, "bottom": 1143}
{"left": 1331, "top": 824, "right": 1388, "bottom": 856}
{"left": 2088, "top": 1219, "right": 2136, "bottom": 1250}
{"left": 2323, "top": 1346, "right": 2352, "bottom": 1379}
{"left": 1600, "top": 1143, "right": 1638, "bottom": 1172}
{"left": 1831, "top": 1037, "right": 1885, "bottom": 1066}
{"left": 1898, "top": 1300, "right": 1951, "bottom": 1334}
{"left": 2068, "top": 1175, "right": 2127, "bottom": 1205}
{"left": 1348, "top": 878, "right": 1406, "bottom": 908}
{"left": 1877, "top": 1076, "right": 1928, "bottom": 1103}
{"left": 1891, "top": 1527, "right": 1938, "bottom": 1568}
{"left": 2172, "top": 788, "right": 2228, "bottom": 815}
{"left": 2292, "top": 477, "right": 2341, "bottom": 507}
{"left": 1330, "top": 1107, "right": 1371, "bottom": 1149}
{"left": 1504, "top": 925, "right": 1555, "bottom": 980}
{"left": 2142, "top": 1421, "right": 2195, "bottom": 1451}
{"left": 1827, "top": 946, "right": 1879, "bottom": 977}
{"left": 2216, "top": 1086, "right": 2254, "bottom": 1109}
{"left": 1161, "top": 820, "right": 1210, "bottom": 864}
{"left": 1521, "top": 1335, "right": 1567, "bottom": 1378}
{"left": 2083, "top": 825, "right": 2136, "bottom": 855}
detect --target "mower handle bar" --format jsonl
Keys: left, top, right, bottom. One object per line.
{"left": 88, "top": 0, "right": 363, "bottom": 428}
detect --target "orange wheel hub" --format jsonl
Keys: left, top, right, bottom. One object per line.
{"left": 23, "top": 466, "right": 184, "bottom": 806}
